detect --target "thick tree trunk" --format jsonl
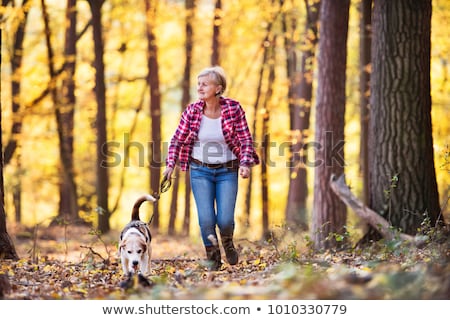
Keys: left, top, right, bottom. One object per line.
{"left": 284, "top": 0, "right": 321, "bottom": 230}
{"left": 88, "top": 0, "right": 110, "bottom": 233}
{"left": 58, "top": 0, "right": 79, "bottom": 222}
{"left": 0, "top": 229, "right": 18, "bottom": 260}
{"left": 0, "top": 28, "right": 19, "bottom": 260}
{"left": 311, "top": 0, "right": 350, "bottom": 250}
{"left": 359, "top": 0, "right": 371, "bottom": 206}
{"left": 367, "top": 0, "right": 442, "bottom": 238}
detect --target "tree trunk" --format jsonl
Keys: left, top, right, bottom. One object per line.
{"left": 311, "top": 0, "right": 350, "bottom": 250}
{"left": 182, "top": 0, "right": 195, "bottom": 236}
{"left": 58, "top": 0, "right": 79, "bottom": 223}
{"left": 367, "top": 0, "right": 442, "bottom": 238}
{"left": 168, "top": 166, "right": 179, "bottom": 236}
{"left": 261, "top": 37, "right": 276, "bottom": 240}
{"left": 2, "top": 0, "right": 29, "bottom": 224}
{"left": 3, "top": 0, "right": 29, "bottom": 166}
{"left": 169, "top": 0, "right": 195, "bottom": 236}
{"left": 284, "top": 0, "right": 321, "bottom": 230}
{"left": 211, "top": 0, "right": 221, "bottom": 66}
{"left": 0, "top": 213, "right": 18, "bottom": 260}
{"left": 359, "top": 0, "right": 371, "bottom": 206}
{"left": 41, "top": 0, "right": 80, "bottom": 225}
{"left": 244, "top": 8, "right": 275, "bottom": 225}
{"left": 88, "top": 0, "right": 110, "bottom": 233}
{"left": 13, "top": 161, "right": 21, "bottom": 223}
{"left": 145, "top": 0, "right": 162, "bottom": 230}
{"left": 183, "top": 171, "right": 191, "bottom": 236}
{"left": 0, "top": 28, "right": 19, "bottom": 260}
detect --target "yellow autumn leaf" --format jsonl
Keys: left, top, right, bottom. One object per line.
{"left": 165, "top": 265, "right": 176, "bottom": 274}
{"left": 74, "top": 288, "right": 88, "bottom": 295}
{"left": 43, "top": 265, "right": 53, "bottom": 273}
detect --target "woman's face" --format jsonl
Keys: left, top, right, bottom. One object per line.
{"left": 197, "top": 75, "right": 221, "bottom": 100}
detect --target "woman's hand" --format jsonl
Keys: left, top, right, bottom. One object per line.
{"left": 239, "top": 166, "right": 250, "bottom": 179}
{"left": 163, "top": 167, "right": 174, "bottom": 180}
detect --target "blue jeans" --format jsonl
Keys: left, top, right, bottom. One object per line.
{"left": 189, "top": 162, "right": 238, "bottom": 247}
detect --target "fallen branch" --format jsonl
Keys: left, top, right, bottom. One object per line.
{"left": 330, "top": 174, "right": 425, "bottom": 246}
{"left": 80, "top": 245, "right": 109, "bottom": 264}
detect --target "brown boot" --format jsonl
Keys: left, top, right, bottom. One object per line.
{"left": 205, "top": 246, "right": 221, "bottom": 271}
{"left": 221, "top": 234, "right": 238, "bottom": 265}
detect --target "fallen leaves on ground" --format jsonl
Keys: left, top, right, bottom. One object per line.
{"left": 1, "top": 225, "right": 449, "bottom": 299}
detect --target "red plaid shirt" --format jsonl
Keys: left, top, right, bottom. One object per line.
{"left": 166, "top": 97, "right": 260, "bottom": 171}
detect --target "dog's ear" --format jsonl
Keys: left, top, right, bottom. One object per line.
{"left": 140, "top": 242, "right": 147, "bottom": 253}
{"left": 119, "top": 239, "right": 127, "bottom": 252}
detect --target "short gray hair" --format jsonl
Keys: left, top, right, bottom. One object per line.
{"left": 198, "top": 66, "right": 227, "bottom": 94}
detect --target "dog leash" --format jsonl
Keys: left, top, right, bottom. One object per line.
{"left": 160, "top": 174, "right": 172, "bottom": 194}
{"left": 148, "top": 174, "right": 172, "bottom": 225}
{"left": 153, "top": 174, "right": 172, "bottom": 200}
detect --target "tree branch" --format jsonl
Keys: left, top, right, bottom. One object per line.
{"left": 330, "top": 174, "right": 425, "bottom": 246}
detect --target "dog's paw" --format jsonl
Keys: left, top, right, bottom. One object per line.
{"left": 119, "top": 272, "right": 153, "bottom": 289}
{"left": 138, "top": 273, "right": 153, "bottom": 287}
{"left": 119, "top": 277, "right": 134, "bottom": 289}
{"left": 119, "top": 272, "right": 136, "bottom": 290}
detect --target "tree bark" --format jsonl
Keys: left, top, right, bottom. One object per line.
{"left": 211, "top": 0, "right": 221, "bottom": 66}
{"left": 145, "top": 0, "right": 162, "bottom": 229}
{"left": 59, "top": 0, "right": 79, "bottom": 222}
{"left": 168, "top": 0, "right": 195, "bottom": 236}
{"left": 88, "top": 0, "right": 110, "bottom": 233}
{"left": 359, "top": 0, "right": 371, "bottom": 206}
{"left": 260, "top": 36, "right": 276, "bottom": 240}
{"left": 284, "top": 0, "right": 321, "bottom": 230}
{"left": 311, "top": 0, "right": 350, "bottom": 250}
{"left": 244, "top": 6, "right": 276, "bottom": 225}
{"left": 2, "top": 0, "right": 30, "bottom": 225}
{"left": 3, "top": 0, "right": 30, "bottom": 166}
{"left": 367, "top": 0, "right": 442, "bottom": 238}
{"left": 41, "top": 0, "right": 80, "bottom": 225}
{"left": 0, "top": 27, "right": 19, "bottom": 260}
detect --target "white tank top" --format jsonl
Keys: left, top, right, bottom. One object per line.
{"left": 191, "top": 116, "right": 237, "bottom": 164}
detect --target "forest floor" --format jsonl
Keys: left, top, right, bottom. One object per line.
{"left": 1, "top": 224, "right": 449, "bottom": 300}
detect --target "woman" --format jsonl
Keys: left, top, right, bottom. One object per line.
{"left": 163, "top": 66, "right": 259, "bottom": 270}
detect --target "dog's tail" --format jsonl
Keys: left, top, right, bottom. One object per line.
{"left": 131, "top": 194, "right": 157, "bottom": 221}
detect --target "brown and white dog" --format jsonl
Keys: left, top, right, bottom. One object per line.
{"left": 119, "top": 194, "right": 156, "bottom": 276}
